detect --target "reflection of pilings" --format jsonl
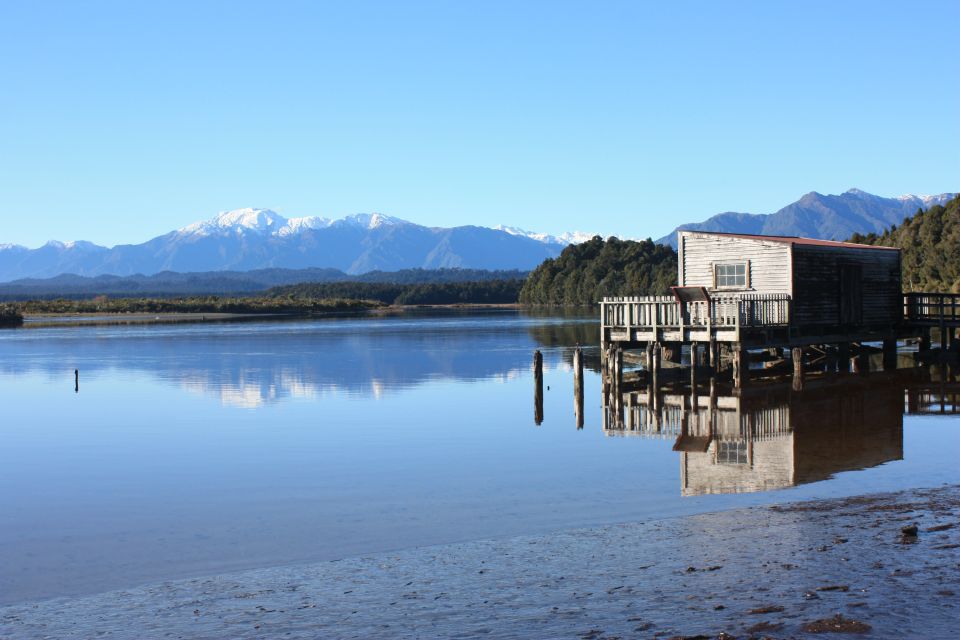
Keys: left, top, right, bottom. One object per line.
{"left": 603, "top": 344, "right": 624, "bottom": 427}
{"left": 533, "top": 350, "right": 543, "bottom": 425}
{"left": 573, "top": 346, "right": 584, "bottom": 429}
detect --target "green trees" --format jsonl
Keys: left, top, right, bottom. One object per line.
{"left": 268, "top": 280, "right": 525, "bottom": 305}
{"left": 850, "top": 194, "right": 960, "bottom": 293}
{"left": 0, "top": 304, "right": 25, "bottom": 327}
{"left": 519, "top": 236, "right": 678, "bottom": 305}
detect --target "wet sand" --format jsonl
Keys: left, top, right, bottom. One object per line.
{"left": 2, "top": 485, "right": 957, "bottom": 639}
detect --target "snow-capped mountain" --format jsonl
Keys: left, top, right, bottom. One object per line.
{"left": 176, "top": 208, "right": 334, "bottom": 238}
{"left": 656, "top": 189, "right": 957, "bottom": 247}
{"left": 495, "top": 225, "right": 598, "bottom": 245}
{"left": 0, "top": 209, "right": 577, "bottom": 281}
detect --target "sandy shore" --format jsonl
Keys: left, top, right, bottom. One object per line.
{"left": 2, "top": 485, "right": 957, "bottom": 639}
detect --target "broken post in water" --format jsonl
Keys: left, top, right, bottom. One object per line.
{"left": 533, "top": 349, "right": 543, "bottom": 425}
{"left": 573, "top": 346, "right": 584, "bottom": 429}
{"left": 74, "top": 368, "right": 79, "bottom": 393}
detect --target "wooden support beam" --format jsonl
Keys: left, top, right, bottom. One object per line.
{"left": 791, "top": 347, "right": 804, "bottom": 391}
{"left": 919, "top": 329, "right": 931, "bottom": 356}
{"left": 856, "top": 344, "right": 870, "bottom": 374}
{"left": 690, "top": 342, "right": 699, "bottom": 389}
{"left": 573, "top": 346, "right": 584, "bottom": 429}
{"left": 652, "top": 341, "right": 662, "bottom": 392}
{"left": 883, "top": 339, "right": 898, "bottom": 371}
{"left": 836, "top": 345, "right": 849, "bottom": 369}
{"left": 533, "top": 350, "right": 543, "bottom": 425}
{"left": 733, "top": 346, "right": 749, "bottom": 388}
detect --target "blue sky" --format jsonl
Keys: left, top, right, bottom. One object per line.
{"left": 1, "top": 0, "right": 957, "bottom": 248}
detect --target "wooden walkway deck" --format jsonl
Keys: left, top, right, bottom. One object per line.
{"left": 602, "top": 292, "right": 960, "bottom": 348}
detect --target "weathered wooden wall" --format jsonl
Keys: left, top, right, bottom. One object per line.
{"left": 679, "top": 232, "right": 792, "bottom": 293}
{"left": 791, "top": 245, "right": 901, "bottom": 327}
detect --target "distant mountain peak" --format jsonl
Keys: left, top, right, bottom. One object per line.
{"left": 657, "top": 188, "right": 957, "bottom": 247}
{"left": 336, "top": 212, "right": 408, "bottom": 230}
{"left": 495, "top": 225, "right": 597, "bottom": 246}
{"left": 42, "top": 240, "right": 104, "bottom": 251}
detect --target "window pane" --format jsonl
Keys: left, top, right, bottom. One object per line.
{"left": 715, "top": 263, "right": 747, "bottom": 287}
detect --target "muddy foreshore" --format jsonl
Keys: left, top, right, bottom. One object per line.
{"left": 2, "top": 485, "right": 957, "bottom": 639}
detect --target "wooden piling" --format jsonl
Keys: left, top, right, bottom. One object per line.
{"left": 919, "top": 329, "right": 931, "bottom": 358}
{"left": 651, "top": 341, "right": 661, "bottom": 392}
{"left": 837, "top": 342, "right": 850, "bottom": 373}
{"left": 791, "top": 347, "right": 803, "bottom": 391}
{"left": 882, "top": 339, "right": 898, "bottom": 371}
{"left": 533, "top": 350, "right": 543, "bottom": 425}
{"left": 74, "top": 368, "right": 79, "bottom": 393}
{"left": 733, "top": 346, "right": 748, "bottom": 388}
{"left": 855, "top": 343, "right": 870, "bottom": 374}
{"left": 573, "top": 346, "right": 584, "bottom": 429}
{"left": 690, "top": 342, "right": 699, "bottom": 389}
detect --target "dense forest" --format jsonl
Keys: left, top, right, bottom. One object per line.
{"left": 269, "top": 279, "right": 524, "bottom": 305}
{"left": 850, "top": 194, "right": 960, "bottom": 292}
{"left": 519, "top": 236, "right": 677, "bottom": 305}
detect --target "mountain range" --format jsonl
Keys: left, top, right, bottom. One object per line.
{"left": 0, "top": 210, "right": 591, "bottom": 282}
{"left": 0, "top": 188, "right": 955, "bottom": 283}
{"left": 655, "top": 189, "right": 956, "bottom": 247}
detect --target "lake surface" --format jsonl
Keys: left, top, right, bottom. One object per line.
{"left": 0, "top": 310, "right": 958, "bottom": 605}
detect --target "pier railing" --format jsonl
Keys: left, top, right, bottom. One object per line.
{"left": 601, "top": 293, "right": 791, "bottom": 333}
{"left": 904, "top": 292, "right": 960, "bottom": 323}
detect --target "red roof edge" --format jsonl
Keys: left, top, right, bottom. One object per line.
{"left": 678, "top": 230, "right": 900, "bottom": 251}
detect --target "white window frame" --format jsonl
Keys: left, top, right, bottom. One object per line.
{"left": 712, "top": 260, "right": 750, "bottom": 290}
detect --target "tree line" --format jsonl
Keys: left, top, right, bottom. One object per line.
{"left": 519, "top": 236, "right": 677, "bottom": 305}
{"left": 268, "top": 279, "right": 525, "bottom": 305}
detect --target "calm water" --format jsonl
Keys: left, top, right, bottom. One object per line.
{"left": 0, "top": 310, "right": 958, "bottom": 604}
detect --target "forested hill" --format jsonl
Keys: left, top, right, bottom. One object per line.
{"left": 519, "top": 236, "right": 677, "bottom": 305}
{"left": 850, "top": 194, "right": 960, "bottom": 293}
{"left": 0, "top": 267, "right": 528, "bottom": 301}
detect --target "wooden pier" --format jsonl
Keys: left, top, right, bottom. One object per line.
{"left": 599, "top": 231, "right": 960, "bottom": 389}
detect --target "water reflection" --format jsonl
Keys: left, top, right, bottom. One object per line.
{"left": 0, "top": 311, "right": 595, "bottom": 407}
{"left": 604, "top": 365, "right": 959, "bottom": 495}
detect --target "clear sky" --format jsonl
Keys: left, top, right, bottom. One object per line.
{"left": 1, "top": 0, "right": 957, "bottom": 248}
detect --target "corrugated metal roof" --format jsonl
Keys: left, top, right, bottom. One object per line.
{"left": 678, "top": 230, "right": 900, "bottom": 251}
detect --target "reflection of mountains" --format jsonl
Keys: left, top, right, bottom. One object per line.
{"left": 603, "top": 374, "right": 933, "bottom": 495}
{"left": 0, "top": 314, "right": 595, "bottom": 407}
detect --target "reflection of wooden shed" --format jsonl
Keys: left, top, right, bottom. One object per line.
{"left": 677, "top": 231, "right": 902, "bottom": 331}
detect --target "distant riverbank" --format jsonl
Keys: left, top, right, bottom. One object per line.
{"left": 2, "top": 484, "right": 956, "bottom": 639}
{"left": 16, "top": 303, "right": 529, "bottom": 328}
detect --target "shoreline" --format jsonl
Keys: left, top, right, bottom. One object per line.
{"left": 16, "top": 304, "right": 527, "bottom": 328}
{"left": 2, "top": 484, "right": 957, "bottom": 639}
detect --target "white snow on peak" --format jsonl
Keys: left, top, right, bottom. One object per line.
{"left": 179, "top": 208, "right": 407, "bottom": 237}
{"left": 43, "top": 240, "right": 102, "bottom": 250}
{"left": 277, "top": 216, "right": 333, "bottom": 236}
{"left": 179, "top": 208, "right": 335, "bottom": 238}
{"left": 495, "top": 225, "right": 595, "bottom": 246}
{"left": 896, "top": 193, "right": 956, "bottom": 207}
{"left": 337, "top": 213, "right": 406, "bottom": 230}
{"left": 179, "top": 208, "right": 288, "bottom": 236}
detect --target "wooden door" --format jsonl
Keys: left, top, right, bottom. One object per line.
{"left": 839, "top": 264, "right": 863, "bottom": 325}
